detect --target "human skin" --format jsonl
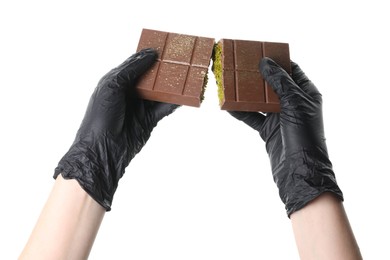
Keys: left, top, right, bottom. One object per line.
{"left": 19, "top": 175, "right": 105, "bottom": 260}
{"left": 290, "top": 192, "right": 362, "bottom": 260}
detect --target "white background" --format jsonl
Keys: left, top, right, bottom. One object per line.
{"left": 1, "top": 0, "right": 389, "bottom": 259}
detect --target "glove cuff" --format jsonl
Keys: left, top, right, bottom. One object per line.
{"left": 273, "top": 150, "right": 344, "bottom": 217}
{"left": 53, "top": 140, "right": 121, "bottom": 211}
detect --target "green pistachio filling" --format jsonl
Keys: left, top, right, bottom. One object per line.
{"left": 200, "top": 71, "right": 208, "bottom": 103}
{"left": 211, "top": 42, "right": 224, "bottom": 106}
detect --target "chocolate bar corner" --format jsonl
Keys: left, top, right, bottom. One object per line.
{"left": 136, "top": 28, "right": 215, "bottom": 107}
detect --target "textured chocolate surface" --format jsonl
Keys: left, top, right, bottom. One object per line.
{"left": 214, "top": 39, "right": 291, "bottom": 112}
{"left": 136, "top": 29, "right": 215, "bottom": 107}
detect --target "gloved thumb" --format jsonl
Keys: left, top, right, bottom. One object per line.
{"left": 291, "top": 61, "right": 322, "bottom": 100}
{"left": 115, "top": 48, "right": 158, "bottom": 86}
{"left": 260, "top": 57, "right": 295, "bottom": 99}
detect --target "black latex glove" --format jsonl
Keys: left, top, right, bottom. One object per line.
{"left": 229, "top": 57, "right": 343, "bottom": 217}
{"left": 54, "top": 48, "right": 179, "bottom": 211}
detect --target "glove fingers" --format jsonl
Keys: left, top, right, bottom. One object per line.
{"left": 228, "top": 111, "right": 266, "bottom": 132}
{"left": 150, "top": 101, "right": 180, "bottom": 123}
{"left": 291, "top": 61, "right": 321, "bottom": 99}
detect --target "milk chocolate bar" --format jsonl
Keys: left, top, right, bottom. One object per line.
{"left": 136, "top": 29, "right": 215, "bottom": 107}
{"left": 212, "top": 39, "right": 291, "bottom": 112}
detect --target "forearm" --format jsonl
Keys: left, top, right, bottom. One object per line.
{"left": 19, "top": 175, "right": 105, "bottom": 260}
{"left": 290, "top": 192, "right": 362, "bottom": 260}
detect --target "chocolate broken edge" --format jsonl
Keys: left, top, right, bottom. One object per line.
{"left": 212, "top": 39, "right": 291, "bottom": 112}
{"left": 135, "top": 28, "right": 215, "bottom": 107}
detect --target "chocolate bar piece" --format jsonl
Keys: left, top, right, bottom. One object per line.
{"left": 212, "top": 39, "right": 291, "bottom": 112}
{"left": 136, "top": 29, "right": 215, "bottom": 107}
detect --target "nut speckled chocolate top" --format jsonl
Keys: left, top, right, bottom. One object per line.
{"left": 136, "top": 29, "right": 215, "bottom": 107}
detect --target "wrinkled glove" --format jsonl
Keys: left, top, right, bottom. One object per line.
{"left": 54, "top": 48, "right": 179, "bottom": 211}
{"left": 229, "top": 57, "right": 343, "bottom": 217}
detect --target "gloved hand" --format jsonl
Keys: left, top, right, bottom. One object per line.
{"left": 229, "top": 57, "right": 343, "bottom": 217}
{"left": 54, "top": 48, "right": 179, "bottom": 211}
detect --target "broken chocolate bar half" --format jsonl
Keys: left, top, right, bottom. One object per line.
{"left": 212, "top": 39, "right": 291, "bottom": 112}
{"left": 136, "top": 28, "right": 215, "bottom": 107}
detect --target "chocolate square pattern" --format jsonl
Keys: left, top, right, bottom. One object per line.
{"left": 136, "top": 29, "right": 215, "bottom": 107}
{"left": 213, "top": 39, "right": 291, "bottom": 112}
